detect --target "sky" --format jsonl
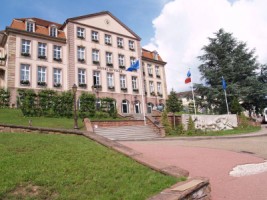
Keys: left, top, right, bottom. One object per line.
{"left": 1, "top": 0, "right": 267, "bottom": 93}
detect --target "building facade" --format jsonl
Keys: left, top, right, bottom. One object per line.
{"left": 0, "top": 11, "right": 167, "bottom": 115}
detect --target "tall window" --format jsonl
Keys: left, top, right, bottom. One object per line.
{"left": 120, "top": 75, "right": 126, "bottom": 88}
{"left": 26, "top": 21, "right": 34, "bottom": 32}
{"left": 129, "top": 40, "right": 135, "bottom": 50}
{"left": 21, "top": 39, "right": 31, "bottom": 55}
{"left": 155, "top": 66, "right": 160, "bottom": 76}
{"left": 130, "top": 57, "right": 136, "bottom": 66}
{"left": 132, "top": 76, "right": 138, "bottom": 89}
{"left": 77, "top": 27, "right": 85, "bottom": 39}
{"left": 53, "top": 45, "right": 61, "bottom": 60}
{"left": 77, "top": 46, "right": 85, "bottom": 61}
{"left": 20, "top": 64, "right": 30, "bottom": 82}
{"left": 38, "top": 43, "right": 46, "bottom": 58}
{"left": 78, "top": 69, "right": 86, "bottom": 84}
{"left": 93, "top": 71, "right": 101, "bottom": 86}
{"left": 118, "top": 54, "right": 125, "bottom": 66}
{"left": 117, "top": 37, "right": 123, "bottom": 48}
{"left": 106, "top": 52, "right": 112, "bottom": 65}
{"left": 122, "top": 100, "right": 129, "bottom": 113}
{"left": 147, "top": 103, "right": 154, "bottom": 114}
{"left": 50, "top": 26, "right": 57, "bottom": 37}
{"left": 105, "top": 34, "right": 112, "bottom": 45}
{"left": 91, "top": 31, "right": 99, "bottom": 42}
{"left": 53, "top": 68, "right": 61, "bottom": 86}
{"left": 107, "top": 73, "right": 114, "bottom": 88}
{"left": 147, "top": 64, "right": 153, "bottom": 75}
{"left": 149, "top": 81, "right": 154, "bottom": 93}
{"left": 157, "top": 82, "right": 162, "bottom": 94}
{"left": 37, "top": 66, "right": 46, "bottom": 84}
{"left": 92, "top": 49, "right": 99, "bottom": 63}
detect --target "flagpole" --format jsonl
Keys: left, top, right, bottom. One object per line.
{"left": 224, "top": 89, "right": 229, "bottom": 115}
{"left": 191, "top": 80, "right": 197, "bottom": 115}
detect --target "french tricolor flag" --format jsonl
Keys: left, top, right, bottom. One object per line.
{"left": 185, "top": 70, "right": 191, "bottom": 84}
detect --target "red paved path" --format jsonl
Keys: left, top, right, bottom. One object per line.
{"left": 121, "top": 141, "right": 267, "bottom": 200}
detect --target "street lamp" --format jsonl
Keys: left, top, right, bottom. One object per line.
{"left": 72, "top": 84, "right": 78, "bottom": 129}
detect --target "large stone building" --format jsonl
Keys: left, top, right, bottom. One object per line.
{"left": 0, "top": 11, "right": 167, "bottom": 115}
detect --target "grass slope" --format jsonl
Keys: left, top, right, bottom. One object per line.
{"left": 0, "top": 133, "right": 178, "bottom": 200}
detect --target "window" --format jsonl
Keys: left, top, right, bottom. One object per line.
{"left": 105, "top": 34, "right": 112, "bottom": 45}
{"left": 120, "top": 75, "right": 126, "bottom": 88}
{"left": 134, "top": 101, "right": 141, "bottom": 114}
{"left": 50, "top": 26, "right": 57, "bottom": 37}
{"left": 129, "top": 40, "right": 135, "bottom": 50}
{"left": 117, "top": 37, "right": 124, "bottom": 48}
{"left": 91, "top": 31, "right": 99, "bottom": 42}
{"left": 93, "top": 71, "right": 101, "bottom": 86}
{"left": 130, "top": 57, "right": 136, "bottom": 66}
{"left": 132, "top": 76, "right": 138, "bottom": 90}
{"left": 53, "top": 68, "right": 62, "bottom": 87}
{"left": 149, "top": 81, "right": 154, "bottom": 93}
{"left": 147, "top": 103, "right": 154, "bottom": 114}
{"left": 107, "top": 73, "right": 114, "bottom": 89}
{"left": 20, "top": 64, "right": 30, "bottom": 85}
{"left": 157, "top": 82, "right": 162, "bottom": 94}
{"left": 92, "top": 49, "right": 99, "bottom": 63}
{"left": 21, "top": 39, "right": 31, "bottom": 56}
{"left": 38, "top": 43, "right": 46, "bottom": 59}
{"left": 155, "top": 66, "right": 160, "bottom": 76}
{"left": 144, "top": 80, "right": 147, "bottom": 93}
{"left": 122, "top": 100, "right": 129, "bottom": 113}
{"left": 78, "top": 68, "right": 86, "bottom": 85}
{"left": 106, "top": 52, "right": 112, "bottom": 66}
{"left": 77, "top": 27, "right": 85, "bottom": 39}
{"left": 147, "top": 64, "right": 153, "bottom": 76}
{"left": 118, "top": 54, "right": 125, "bottom": 67}
{"left": 53, "top": 45, "right": 61, "bottom": 61}
{"left": 77, "top": 46, "right": 85, "bottom": 62}
{"left": 26, "top": 21, "right": 34, "bottom": 32}
{"left": 37, "top": 66, "right": 47, "bottom": 86}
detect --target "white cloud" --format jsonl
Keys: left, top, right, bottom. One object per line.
{"left": 144, "top": 0, "right": 267, "bottom": 92}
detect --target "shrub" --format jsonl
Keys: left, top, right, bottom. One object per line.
{"left": 38, "top": 89, "right": 57, "bottom": 116}
{"left": 0, "top": 89, "right": 10, "bottom": 108}
{"left": 95, "top": 111, "right": 110, "bottom": 119}
{"left": 53, "top": 91, "right": 73, "bottom": 118}
{"left": 79, "top": 93, "right": 96, "bottom": 118}
{"left": 239, "top": 113, "right": 250, "bottom": 128}
{"left": 17, "top": 89, "right": 39, "bottom": 116}
{"left": 187, "top": 115, "right": 195, "bottom": 135}
{"left": 176, "top": 123, "right": 186, "bottom": 135}
{"left": 161, "top": 110, "right": 172, "bottom": 135}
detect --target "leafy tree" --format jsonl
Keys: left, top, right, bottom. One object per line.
{"left": 196, "top": 28, "right": 267, "bottom": 114}
{"left": 166, "top": 89, "right": 183, "bottom": 127}
{"left": 230, "top": 96, "right": 242, "bottom": 115}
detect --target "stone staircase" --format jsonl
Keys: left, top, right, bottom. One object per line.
{"left": 94, "top": 125, "right": 160, "bottom": 141}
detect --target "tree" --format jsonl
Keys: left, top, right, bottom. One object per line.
{"left": 196, "top": 29, "right": 267, "bottom": 114}
{"left": 166, "top": 89, "right": 183, "bottom": 127}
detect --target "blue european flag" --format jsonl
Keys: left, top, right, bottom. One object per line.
{"left": 222, "top": 76, "right": 227, "bottom": 90}
{"left": 126, "top": 60, "right": 140, "bottom": 71}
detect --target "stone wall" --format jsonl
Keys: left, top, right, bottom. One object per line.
{"left": 91, "top": 120, "right": 144, "bottom": 128}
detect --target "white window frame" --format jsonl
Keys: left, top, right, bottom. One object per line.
{"left": 21, "top": 39, "right": 31, "bottom": 54}
{"left": 92, "top": 49, "right": 99, "bottom": 62}
{"left": 91, "top": 31, "right": 99, "bottom": 41}
{"left": 147, "top": 64, "right": 153, "bottom": 75}
{"left": 157, "top": 82, "right": 162, "bottom": 94}
{"left": 149, "top": 81, "right": 154, "bottom": 93}
{"left": 106, "top": 52, "right": 112, "bottom": 64}
{"left": 53, "top": 68, "right": 62, "bottom": 85}
{"left": 37, "top": 66, "right": 47, "bottom": 83}
{"left": 78, "top": 68, "right": 86, "bottom": 84}
{"left": 20, "top": 64, "right": 30, "bottom": 81}
{"left": 120, "top": 75, "right": 126, "bottom": 88}
{"left": 77, "top": 27, "right": 85, "bottom": 38}
{"left": 132, "top": 76, "right": 138, "bottom": 89}
{"left": 93, "top": 71, "right": 101, "bottom": 86}
{"left": 105, "top": 34, "right": 112, "bottom": 45}
{"left": 26, "top": 21, "right": 34, "bottom": 32}
{"left": 38, "top": 43, "right": 46, "bottom": 58}
{"left": 53, "top": 45, "right": 61, "bottom": 60}
{"left": 118, "top": 54, "right": 125, "bottom": 66}
{"left": 155, "top": 66, "right": 160, "bottom": 76}
{"left": 107, "top": 73, "right": 114, "bottom": 88}
{"left": 77, "top": 46, "right": 85, "bottom": 61}
{"left": 50, "top": 26, "right": 58, "bottom": 37}
{"left": 130, "top": 57, "right": 136, "bottom": 66}
{"left": 117, "top": 37, "right": 124, "bottom": 48}
{"left": 122, "top": 100, "right": 129, "bottom": 114}
{"left": 129, "top": 40, "right": 135, "bottom": 50}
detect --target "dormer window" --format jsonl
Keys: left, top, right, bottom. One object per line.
{"left": 26, "top": 20, "right": 35, "bottom": 32}
{"left": 153, "top": 51, "right": 158, "bottom": 60}
{"left": 50, "top": 25, "right": 58, "bottom": 37}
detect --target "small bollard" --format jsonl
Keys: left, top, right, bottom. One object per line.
{"left": 29, "top": 119, "right": 32, "bottom": 127}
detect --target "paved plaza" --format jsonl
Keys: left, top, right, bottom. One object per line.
{"left": 121, "top": 126, "right": 267, "bottom": 200}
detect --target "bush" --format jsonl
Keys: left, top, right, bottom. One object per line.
{"left": 239, "top": 113, "right": 250, "bottom": 128}
{"left": 0, "top": 89, "right": 10, "bottom": 108}
{"left": 79, "top": 93, "right": 96, "bottom": 118}
{"left": 187, "top": 115, "right": 195, "bottom": 135}
{"left": 176, "top": 123, "right": 186, "bottom": 135}
{"left": 53, "top": 91, "right": 73, "bottom": 118}
{"left": 161, "top": 110, "right": 172, "bottom": 135}
{"left": 95, "top": 111, "right": 110, "bottom": 119}
{"left": 38, "top": 89, "right": 57, "bottom": 117}
{"left": 18, "top": 89, "right": 39, "bottom": 116}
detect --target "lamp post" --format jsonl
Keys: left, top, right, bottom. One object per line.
{"left": 72, "top": 84, "right": 78, "bottom": 129}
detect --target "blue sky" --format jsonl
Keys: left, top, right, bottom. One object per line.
{"left": 0, "top": 0, "right": 171, "bottom": 45}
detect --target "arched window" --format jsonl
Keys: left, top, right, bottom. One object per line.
{"left": 147, "top": 102, "right": 154, "bottom": 114}
{"left": 157, "top": 103, "right": 164, "bottom": 111}
{"left": 122, "top": 100, "right": 129, "bottom": 114}
{"left": 134, "top": 100, "right": 141, "bottom": 114}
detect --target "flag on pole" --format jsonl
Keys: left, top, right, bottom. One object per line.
{"left": 222, "top": 76, "right": 227, "bottom": 90}
{"left": 126, "top": 60, "right": 140, "bottom": 71}
{"left": 185, "top": 70, "right": 191, "bottom": 84}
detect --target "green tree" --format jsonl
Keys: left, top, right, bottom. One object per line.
{"left": 187, "top": 116, "right": 195, "bottom": 135}
{"left": 196, "top": 29, "right": 267, "bottom": 114}
{"left": 166, "top": 89, "right": 183, "bottom": 127}
{"left": 161, "top": 110, "right": 172, "bottom": 135}
{"left": 230, "top": 96, "right": 242, "bottom": 115}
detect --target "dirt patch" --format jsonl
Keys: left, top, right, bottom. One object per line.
{"left": 3, "top": 183, "right": 58, "bottom": 200}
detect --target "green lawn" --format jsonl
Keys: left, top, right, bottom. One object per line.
{"left": 0, "top": 133, "right": 179, "bottom": 200}
{"left": 0, "top": 108, "right": 84, "bottom": 129}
